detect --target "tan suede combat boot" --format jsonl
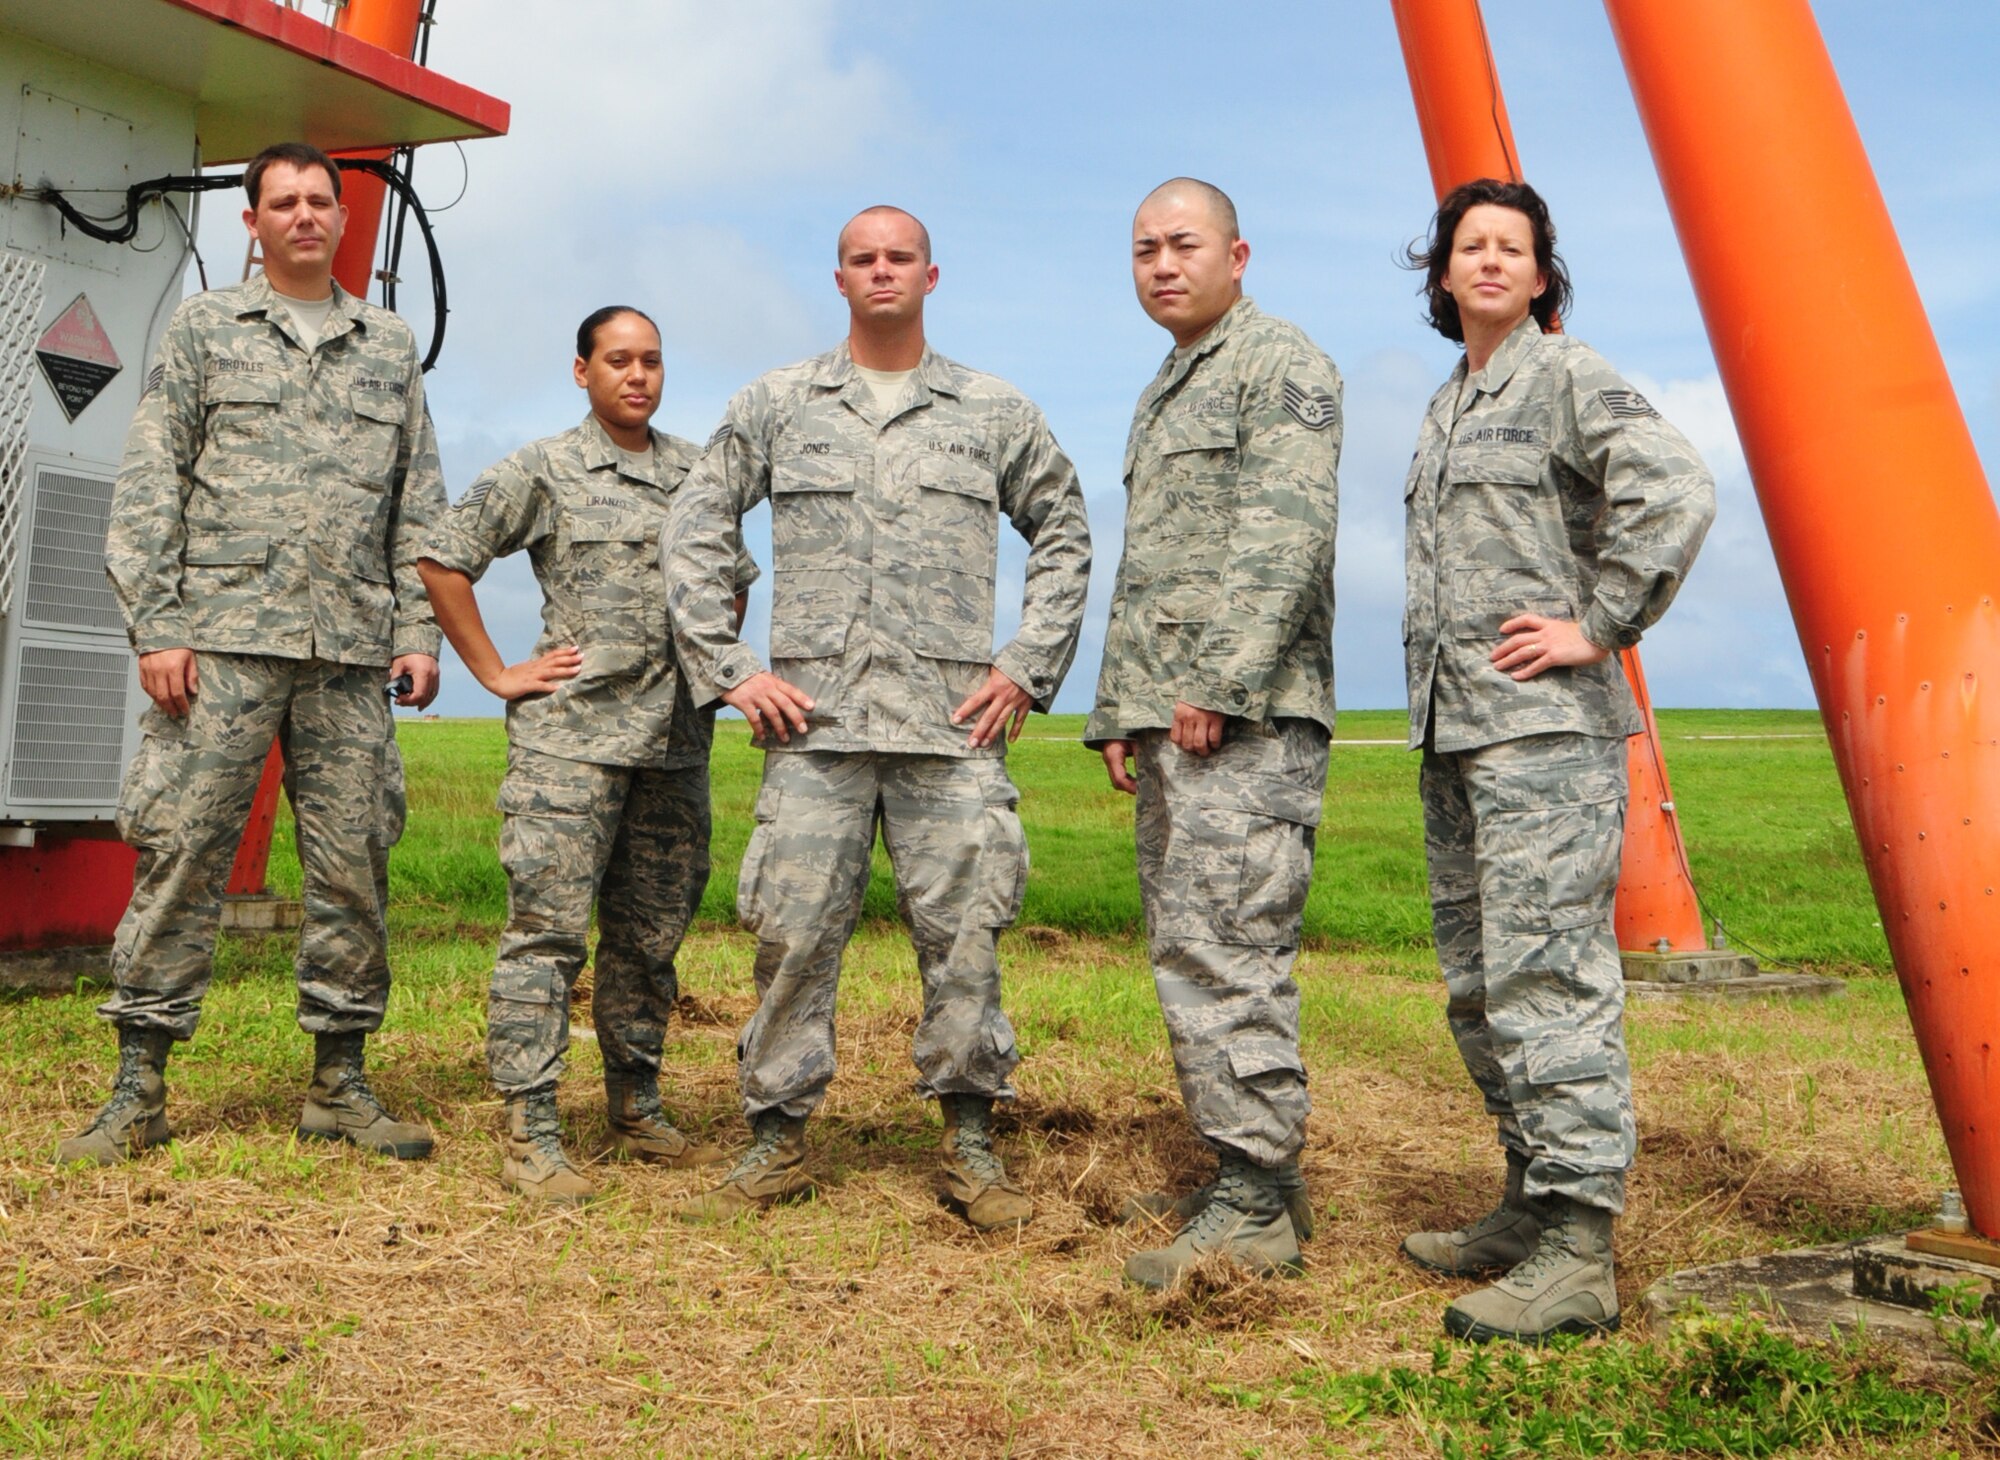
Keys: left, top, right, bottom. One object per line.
{"left": 297, "top": 1032, "right": 434, "bottom": 1159}
{"left": 1403, "top": 1149, "right": 1543, "bottom": 1276}
{"left": 1123, "top": 1151, "right": 1305, "bottom": 1291}
{"left": 57, "top": 1026, "right": 174, "bottom": 1166}
{"left": 672, "top": 1111, "right": 813, "bottom": 1223}
{"left": 938, "top": 1093, "right": 1033, "bottom": 1231}
{"left": 1121, "top": 1158, "right": 1315, "bottom": 1241}
{"left": 604, "top": 1067, "right": 723, "bottom": 1168}
{"left": 500, "top": 1086, "right": 594, "bottom": 1204}
{"left": 1443, "top": 1196, "right": 1619, "bottom": 1342}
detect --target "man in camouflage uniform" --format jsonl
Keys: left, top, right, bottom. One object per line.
{"left": 1087, "top": 179, "right": 1341, "bottom": 1289}
{"left": 419, "top": 306, "right": 755, "bottom": 1203}
{"left": 662, "top": 206, "right": 1090, "bottom": 1229}
{"left": 1398, "top": 179, "right": 1714, "bottom": 1341}
{"left": 63, "top": 142, "right": 442, "bottom": 1167}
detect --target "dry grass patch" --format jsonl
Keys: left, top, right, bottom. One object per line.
{"left": 0, "top": 931, "right": 1961, "bottom": 1457}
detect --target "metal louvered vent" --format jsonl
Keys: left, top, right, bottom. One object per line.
{"left": 7, "top": 642, "right": 130, "bottom": 803}
{"left": 0, "top": 251, "right": 47, "bottom": 619}
{"left": 24, "top": 466, "right": 121, "bottom": 631}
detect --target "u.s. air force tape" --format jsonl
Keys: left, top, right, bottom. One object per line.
{"left": 1598, "top": 388, "right": 1659, "bottom": 420}
{"left": 1282, "top": 377, "right": 1337, "bottom": 430}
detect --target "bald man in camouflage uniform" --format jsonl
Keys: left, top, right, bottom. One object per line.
{"left": 664, "top": 206, "right": 1091, "bottom": 1229}
{"left": 1399, "top": 179, "right": 1714, "bottom": 1343}
{"left": 1089, "top": 179, "right": 1341, "bottom": 1290}
{"left": 420, "top": 306, "right": 756, "bottom": 1203}
{"left": 64, "top": 142, "right": 442, "bottom": 1167}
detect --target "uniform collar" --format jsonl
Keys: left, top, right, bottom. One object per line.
{"left": 238, "top": 271, "right": 361, "bottom": 352}
{"left": 580, "top": 413, "right": 681, "bottom": 485}
{"left": 812, "top": 339, "right": 959, "bottom": 427}
{"left": 1145, "top": 296, "right": 1256, "bottom": 407}
{"left": 1466, "top": 314, "right": 1546, "bottom": 397}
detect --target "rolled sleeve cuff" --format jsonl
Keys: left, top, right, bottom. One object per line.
{"left": 1181, "top": 671, "right": 1268, "bottom": 723}
{"left": 131, "top": 618, "right": 190, "bottom": 655}
{"left": 392, "top": 625, "right": 443, "bottom": 660}
{"left": 1580, "top": 602, "right": 1641, "bottom": 653}
{"left": 686, "top": 641, "right": 765, "bottom": 708}
{"left": 1081, "top": 708, "right": 1123, "bottom": 748}
{"left": 992, "top": 643, "right": 1056, "bottom": 713}
{"left": 418, "top": 534, "right": 491, "bottom": 582}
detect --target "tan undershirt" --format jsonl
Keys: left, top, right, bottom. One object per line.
{"left": 853, "top": 364, "right": 915, "bottom": 413}
{"left": 272, "top": 287, "right": 336, "bottom": 351}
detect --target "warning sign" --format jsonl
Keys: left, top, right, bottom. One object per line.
{"left": 35, "top": 292, "right": 122, "bottom": 423}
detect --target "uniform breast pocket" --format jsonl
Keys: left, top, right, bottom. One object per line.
{"left": 564, "top": 512, "right": 655, "bottom": 620}
{"left": 1158, "top": 417, "right": 1237, "bottom": 487}
{"left": 770, "top": 463, "right": 860, "bottom": 563}
{"left": 915, "top": 460, "right": 998, "bottom": 571}
{"left": 201, "top": 374, "right": 282, "bottom": 462}
{"left": 348, "top": 387, "right": 407, "bottom": 487}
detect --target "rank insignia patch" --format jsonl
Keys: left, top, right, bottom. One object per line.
{"left": 457, "top": 477, "right": 494, "bottom": 511}
{"left": 1282, "top": 378, "right": 1337, "bottom": 430}
{"left": 1599, "top": 388, "right": 1659, "bottom": 419}
{"left": 706, "top": 422, "right": 734, "bottom": 449}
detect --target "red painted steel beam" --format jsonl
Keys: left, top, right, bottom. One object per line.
{"left": 1389, "top": 0, "right": 1709, "bottom": 953}
{"left": 158, "top": 0, "right": 506, "bottom": 141}
{"left": 1605, "top": 0, "right": 2000, "bottom": 1231}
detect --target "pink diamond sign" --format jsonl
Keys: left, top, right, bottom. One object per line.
{"left": 36, "top": 292, "right": 122, "bottom": 423}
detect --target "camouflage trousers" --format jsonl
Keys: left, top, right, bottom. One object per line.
{"left": 1135, "top": 718, "right": 1328, "bottom": 1168}
{"left": 486, "top": 744, "right": 711, "bottom": 1094}
{"left": 99, "top": 653, "right": 401, "bottom": 1041}
{"left": 1421, "top": 731, "right": 1634, "bottom": 1213}
{"left": 733, "top": 751, "right": 1028, "bottom": 1120}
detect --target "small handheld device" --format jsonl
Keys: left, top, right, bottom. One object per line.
{"left": 385, "top": 672, "right": 414, "bottom": 700}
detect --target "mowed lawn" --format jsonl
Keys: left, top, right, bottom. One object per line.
{"left": 3, "top": 710, "right": 1974, "bottom": 1459}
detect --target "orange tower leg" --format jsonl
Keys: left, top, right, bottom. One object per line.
{"left": 1606, "top": 0, "right": 2000, "bottom": 1233}
{"left": 1389, "top": 0, "right": 1711, "bottom": 956}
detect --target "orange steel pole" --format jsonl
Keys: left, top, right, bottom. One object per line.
{"left": 1605, "top": 0, "right": 2000, "bottom": 1233}
{"left": 1389, "top": 0, "right": 1709, "bottom": 954}
{"left": 225, "top": 0, "right": 425, "bottom": 901}
{"left": 329, "top": 0, "right": 426, "bottom": 299}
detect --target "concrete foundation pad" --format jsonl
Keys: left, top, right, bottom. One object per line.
{"left": 1643, "top": 1234, "right": 1988, "bottom": 1361}
{"left": 219, "top": 894, "right": 303, "bottom": 932}
{"left": 1622, "top": 948, "right": 1762, "bottom": 984}
{"left": 0, "top": 943, "right": 112, "bottom": 993}
{"left": 1627, "top": 971, "right": 1847, "bottom": 1000}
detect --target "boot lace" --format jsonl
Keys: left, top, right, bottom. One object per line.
{"left": 1181, "top": 1165, "right": 1267, "bottom": 1245}
{"left": 1456, "top": 1197, "right": 1528, "bottom": 1242}
{"left": 86, "top": 1041, "right": 160, "bottom": 1134}
{"left": 1504, "top": 1211, "right": 1582, "bottom": 1288}
{"left": 949, "top": 1123, "right": 1006, "bottom": 1186}
{"left": 521, "top": 1095, "right": 568, "bottom": 1157}
{"left": 727, "top": 1117, "right": 788, "bottom": 1182}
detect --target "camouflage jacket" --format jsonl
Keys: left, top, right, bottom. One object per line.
{"left": 423, "top": 414, "right": 758, "bottom": 771}
{"left": 1404, "top": 316, "right": 1715, "bottom": 753}
{"left": 105, "top": 273, "right": 444, "bottom": 668}
{"left": 1084, "top": 300, "right": 1342, "bottom": 746}
{"left": 663, "top": 342, "right": 1091, "bottom": 757}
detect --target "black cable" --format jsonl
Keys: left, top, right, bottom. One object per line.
{"left": 33, "top": 174, "right": 239, "bottom": 245}
{"left": 31, "top": 157, "right": 450, "bottom": 372}
{"left": 335, "top": 156, "right": 448, "bottom": 371}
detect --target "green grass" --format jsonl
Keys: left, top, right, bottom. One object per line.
{"left": 353, "top": 707, "right": 1885, "bottom": 974}
{"left": 0, "top": 707, "right": 1946, "bottom": 1457}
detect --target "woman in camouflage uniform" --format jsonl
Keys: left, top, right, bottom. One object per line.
{"left": 418, "top": 308, "right": 752, "bottom": 1203}
{"left": 1397, "top": 180, "right": 1715, "bottom": 1341}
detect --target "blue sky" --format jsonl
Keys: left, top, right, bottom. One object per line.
{"left": 195, "top": 1, "right": 1999, "bottom": 718}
